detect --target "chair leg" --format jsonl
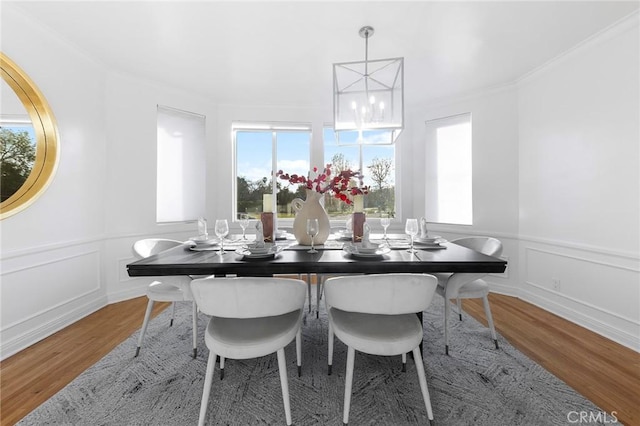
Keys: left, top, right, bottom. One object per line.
{"left": 135, "top": 299, "right": 154, "bottom": 357}
{"left": 220, "top": 356, "right": 225, "bottom": 380}
{"left": 343, "top": 346, "right": 356, "bottom": 425}
{"left": 306, "top": 273, "right": 312, "bottom": 313}
{"left": 328, "top": 321, "right": 334, "bottom": 375}
{"left": 198, "top": 351, "right": 217, "bottom": 426}
{"left": 457, "top": 298, "right": 463, "bottom": 321}
{"left": 277, "top": 348, "right": 293, "bottom": 426}
{"left": 444, "top": 298, "right": 451, "bottom": 355}
{"left": 192, "top": 301, "right": 198, "bottom": 358}
{"left": 170, "top": 302, "right": 176, "bottom": 327}
{"left": 316, "top": 275, "right": 323, "bottom": 318}
{"left": 296, "top": 328, "right": 302, "bottom": 377}
{"left": 482, "top": 295, "right": 499, "bottom": 349}
{"left": 402, "top": 353, "right": 407, "bottom": 372}
{"left": 412, "top": 346, "right": 434, "bottom": 421}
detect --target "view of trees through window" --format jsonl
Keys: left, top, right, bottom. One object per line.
{"left": 234, "top": 125, "right": 395, "bottom": 221}
{"left": 0, "top": 126, "right": 36, "bottom": 202}
{"left": 235, "top": 127, "right": 311, "bottom": 220}
{"left": 323, "top": 128, "right": 395, "bottom": 219}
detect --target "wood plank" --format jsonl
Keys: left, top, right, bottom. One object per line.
{"left": 462, "top": 294, "right": 640, "bottom": 426}
{"left": 0, "top": 297, "right": 169, "bottom": 426}
{"left": 1, "top": 292, "right": 637, "bottom": 426}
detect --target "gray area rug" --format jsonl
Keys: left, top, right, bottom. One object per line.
{"left": 19, "top": 295, "right": 603, "bottom": 425}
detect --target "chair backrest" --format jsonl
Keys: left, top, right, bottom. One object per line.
{"left": 324, "top": 274, "right": 438, "bottom": 315}
{"left": 190, "top": 277, "right": 307, "bottom": 319}
{"left": 452, "top": 237, "right": 503, "bottom": 258}
{"left": 133, "top": 238, "right": 184, "bottom": 259}
{"left": 444, "top": 237, "right": 503, "bottom": 298}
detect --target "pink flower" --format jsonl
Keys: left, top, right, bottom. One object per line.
{"left": 276, "top": 164, "right": 369, "bottom": 204}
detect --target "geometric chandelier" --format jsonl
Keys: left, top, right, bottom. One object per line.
{"left": 333, "top": 26, "right": 404, "bottom": 144}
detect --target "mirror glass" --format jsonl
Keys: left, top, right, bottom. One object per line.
{"left": 0, "top": 53, "right": 59, "bottom": 219}
{"left": 1, "top": 78, "right": 36, "bottom": 202}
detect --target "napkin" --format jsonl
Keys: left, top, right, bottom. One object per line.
{"left": 420, "top": 217, "right": 429, "bottom": 238}
{"left": 254, "top": 222, "right": 265, "bottom": 248}
{"left": 362, "top": 223, "right": 373, "bottom": 247}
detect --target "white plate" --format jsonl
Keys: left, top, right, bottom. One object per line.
{"left": 243, "top": 243, "right": 271, "bottom": 254}
{"left": 356, "top": 244, "right": 384, "bottom": 254}
{"left": 343, "top": 244, "right": 391, "bottom": 258}
{"left": 415, "top": 235, "right": 441, "bottom": 244}
{"left": 189, "top": 237, "right": 218, "bottom": 246}
{"left": 236, "top": 245, "right": 283, "bottom": 259}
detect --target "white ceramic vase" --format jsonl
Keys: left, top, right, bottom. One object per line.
{"left": 292, "top": 189, "right": 331, "bottom": 245}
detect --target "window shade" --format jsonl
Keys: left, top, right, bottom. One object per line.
{"left": 156, "top": 105, "right": 206, "bottom": 223}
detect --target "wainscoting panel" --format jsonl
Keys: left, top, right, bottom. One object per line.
{"left": 0, "top": 245, "right": 107, "bottom": 360}
{"left": 522, "top": 242, "right": 639, "bottom": 351}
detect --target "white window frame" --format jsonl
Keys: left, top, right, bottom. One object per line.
{"left": 232, "top": 122, "right": 312, "bottom": 223}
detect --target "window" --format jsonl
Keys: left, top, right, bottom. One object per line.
{"left": 323, "top": 128, "right": 395, "bottom": 219}
{"left": 424, "top": 113, "right": 472, "bottom": 225}
{"left": 156, "top": 105, "right": 206, "bottom": 223}
{"left": 234, "top": 123, "right": 311, "bottom": 220}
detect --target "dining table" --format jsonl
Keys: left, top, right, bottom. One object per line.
{"left": 126, "top": 233, "right": 507, "bottom": 278}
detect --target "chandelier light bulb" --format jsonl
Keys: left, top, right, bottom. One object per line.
{"left": 351, "top": 101, "right": 357, "bottom": 110}
{"left": 369, "top": 95, "right": 375, "bottom": 105}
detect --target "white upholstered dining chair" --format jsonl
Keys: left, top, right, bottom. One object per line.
{"left": 324, "top": 274, "right": 438, "bottom": 425}
{"left": 435, "top": 236, "right": 503, "bottom": 355}
{"left": 190, "top": 276, "right": 307, "bottom": 426}
{"left": 132, "top": 238, "right": 198, "bottom": 358}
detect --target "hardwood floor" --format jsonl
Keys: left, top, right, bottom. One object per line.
{"left": 0, "top": 298, "right": 170, "bottom": 426}
{"left": 1, "top": 293, "right": 638, "bottom": 426}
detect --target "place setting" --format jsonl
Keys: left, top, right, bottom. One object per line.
{"left": 235, "top": 220, "right": 284, "bottom": 260}
{"left": 186, "top": 218, "right": 248, "bottom": 254}
{"left": 186, "top": 217, "right": 219, "bottom": 251}
{"left": 342, "top": 223, "right": 391, "bottom": 259}
{"left": 235, "top": 243, "right": 283, "bottom": 260}
{"left": 411, "top": 217, "right": 447, "bottom": 250}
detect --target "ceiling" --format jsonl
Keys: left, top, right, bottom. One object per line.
{"left": 6, "top": 1, "right": 639, "bottom": 108}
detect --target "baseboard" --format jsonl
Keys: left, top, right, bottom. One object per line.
{"left": 107, "top": 286, "right": 147, "bottom": 305}
{"left": 0, "top": 296, "right": 107, "bottom": 361}
{"left": 520, "top": 287, "right": 639, "bottom": 352}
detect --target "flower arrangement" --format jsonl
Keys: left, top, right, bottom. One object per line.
{"left": 276, "top": 164, "right": 369, "bottom": 205}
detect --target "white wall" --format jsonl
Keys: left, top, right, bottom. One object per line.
{"left": 1, "top": 5, "right": 109, "bottom": 358}
{"left": 407, "top": 86, "right": 521, "bottom": 295}
{"left": 516, "top": 15, "right": 639, "bottom": 350}
{"left": 102, "top": 72, "right": 220, "bottom": 303}
{"left": 1, "top": 6, "right": 638, "bottom": 359}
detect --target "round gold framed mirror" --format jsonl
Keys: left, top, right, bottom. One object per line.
{"left": 1, "top": 52, "right": 59, "bottom": 219}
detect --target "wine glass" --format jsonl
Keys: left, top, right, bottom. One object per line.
{"left": 306, "top": 218, "right": 319, "bottom": 253}
{"left": 214, "top": 219, "right": 229, "bottom": 255}
{"left": 380, "top": 216, "right": 391, "bottom": 240}
{"left": 239, "top": 213, "right": 250, "bottom": 240}
{"left": 405, "top": 218, "right": 419, "bottom": 254}
{"left": 197, "top": 217, "right": 208, "bottom": 239}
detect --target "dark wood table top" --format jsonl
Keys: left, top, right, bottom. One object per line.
{"left": 126, "top": 239, "right": 507, "bottom": 277}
